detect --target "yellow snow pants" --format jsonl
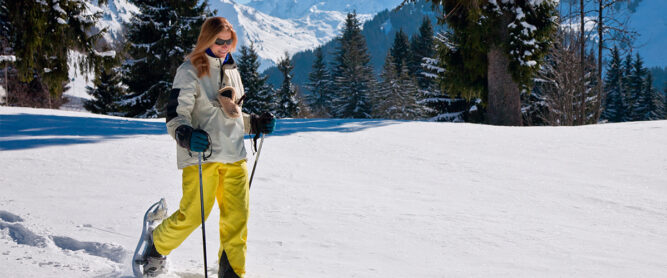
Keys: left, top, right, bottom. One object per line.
{"left": 153, "top": 160, "right": 249, "bottom": 277}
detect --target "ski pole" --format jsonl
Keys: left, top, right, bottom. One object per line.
{"left": 248, "top": 133, "right": 265, "bottom": 189}
{"left": 197, "top": 152, "right": 209, "bottom": 278}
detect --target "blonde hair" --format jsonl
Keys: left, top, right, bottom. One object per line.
{"left": 188, "top": 17, "right": 238, "bottom": 78}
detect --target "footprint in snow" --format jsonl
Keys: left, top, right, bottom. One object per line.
{"left": 51, "top": 236, "right": 126, "bottom": 263}
{"left": 0, "top": 221, "right": 48, "bottom": 247}
{"left": 0, "top": 210, "right": 24, "bottom": 223}
{"left": 0, "top": 211, "right": 127, "bottom": 263}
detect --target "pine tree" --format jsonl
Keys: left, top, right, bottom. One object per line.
{"left": 409, "top": 16, "right": 435, "bottom": 92}
{"left": 121, "top": 0, "right": 208, "bottom": 118}
{"left": 305, "top": 47, "right": 333, "bottom": 118}
{"left": 390, "top": 29, "right": 411, "bottom": 76}
{"left": 2, "top": 0, "right": 104, "bottom": 107}
{"left": 644, "top": 73, "right": 665, "bottom": 120}
{"left": 621, "top": 53, "right": 634, "bottom": 121}
{"left": 404, "top": 0, "right": 558, "bottom": 125}
{"left": 331, "top": 12, "right": 376, "bottom": 118}
{"left": 420, "top": 32, "right": 473, "bottom": 122}
{"left": 602, "top": 46, "right": 625, "bottom": 122}
{"left": 276, "top": 52, "right": 299, "bottom": 118}
{"left": 238, "top": 43, "right": 274, "bottom": 114}
{"left": 394, "top": 64, "right": 426, "bottom": 120}
{"left": 375, "top": 40, "right": 426, "bottom": 120}
{"left": 84, "top": 57, "right": 124, "bottom": 115}
{"left": 373, "top": 53, "right": 398, "bottom": 118}
{"left": 627, "top": 53, "right": 648, "bottom": 121}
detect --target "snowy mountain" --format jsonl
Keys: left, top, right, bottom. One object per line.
{"left": 264, "top": 0, "right": 442, "bottom": 91}
{"left": 90, "top": 0, "right": 140, "bottom": 45}
{"left": 208, "top": 0, "right": 373, "bottom": 71}
{"left": 85, "top": 0, "right": 390, "bottom": 71}
{"left": 65, "top": 0, "right": 386, "bottom": 109}
{"left": 1, "top": 106, "right": 666, "bottom": 277}
{"left": 245, "top": 0, "right": 404, "bottom": 19}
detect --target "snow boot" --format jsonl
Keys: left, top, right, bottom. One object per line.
{"left": 218, "top": 251, "right": 240, "bottom": 278}
{"left": 142, "top": 234, "right": 167, "bottom": 276}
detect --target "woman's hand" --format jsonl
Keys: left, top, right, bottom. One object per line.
{"left": 250, "top": 112, "right": 276, "bottom": 135}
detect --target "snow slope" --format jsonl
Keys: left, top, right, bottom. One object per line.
{"left": 245, "top": 0, "right": 404, "bottom": 20}
{"left": 1, "top": 107, "right": 666, "bottom": 277}
{"left": 210, "top": 0, "right": 353, "bottom": 71}
{"left": 80, "top": 0, "right": 379, "bottom": 73}
{"left": 209, "top": 0, "right": 376, "bottom": 71}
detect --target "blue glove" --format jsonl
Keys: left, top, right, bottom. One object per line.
{"left": 175, "top": 126, "right": 210, "bottom": 152}
{"left": 189, "top": 130, "right": 210, "bottom": 152}
{"left": 251, "top": 112, "right": 276, "bottom": 135}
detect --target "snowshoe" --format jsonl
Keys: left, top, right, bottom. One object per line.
{"left": 132, "top": 198, "right": 168, "bottom": 277}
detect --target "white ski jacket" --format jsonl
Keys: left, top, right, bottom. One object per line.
{"left": 166, "top": 54, "right": 251, "bottom": 169}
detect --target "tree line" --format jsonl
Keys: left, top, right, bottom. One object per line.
{"left": 1, "top": 0, "right": 665, "bottom": 124}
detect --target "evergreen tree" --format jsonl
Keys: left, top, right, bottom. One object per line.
{"left": 238, "top": 43, "right": 274, "bottom": 114}
{"left": 409, "top": 16, "right": 435, "bottom": 91}
{"left": 390, "top": 29, "right": 411, "bottom": 76}
{"left": 644, "top": 72, "right": 665, "bottom": 120}
{"left": 2, "top": 0, "right": 104, "bottom": 107}
{"left": 305, "top": 47, "right": 333, "bottom": 117}
{"left": 627, "top": 53, "right": 648, "bottom": 121}
{"left": 404, "top": 0, "right": 558, "bottom": 125}
{"left": 602, "top": 46, "right": 625, "bottom": 122}
{"left": 121, "top": 0, "right": 208, "bottom": 118}
{"left": 276, "top": 52, "right": 299, "bottom": 118}
{"left": 331, "top": 12, "right": 376, "bottom": 118}
{"left": 84, "top": 56, "right": 124, "bottom": 115}
{"left": 621, "top": 53, "right": 634, "bottom": 121}
{"left": 374, "top": 53, "right": 425, "bottom": 120}
{"left": 420, "top": 32, "right": 474, "bottom": 122}
{"left": 373, "top": 53, "right": 396, "bottom": 117}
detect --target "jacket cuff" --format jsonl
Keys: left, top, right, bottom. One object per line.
{"left": 175, "top": 125, "right": 193, "bottom": 149}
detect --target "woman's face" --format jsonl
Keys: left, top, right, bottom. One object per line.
{"left": 210, "top": 30, "right": 233, "bottom": 58}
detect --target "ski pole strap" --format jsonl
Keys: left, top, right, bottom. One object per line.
{"left": 252, "top": 132, "right": 261, "bottom": 153}
{"left": 187, "top": 129, "right": 213, "bottom": 161}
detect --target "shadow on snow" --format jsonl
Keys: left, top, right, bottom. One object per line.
{"left": 266, "top": 118, "right": 399, "bottom": 137}
{"left": 0, "top": 113, "right": 399, "bottom": 150}
{"left": 0, "top": 113, "right": 166, "bottom": 151}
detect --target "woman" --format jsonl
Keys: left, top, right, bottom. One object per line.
{"left": 143, "top": 17, "right": 275, "bottom": 278}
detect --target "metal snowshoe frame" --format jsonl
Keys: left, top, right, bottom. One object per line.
{"left": 132, "top": 198, "right": 168, "bottom": 277}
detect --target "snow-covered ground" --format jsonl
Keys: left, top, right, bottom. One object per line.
{"left": 1, "top": 106, "right": 666, "bottom": 277}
